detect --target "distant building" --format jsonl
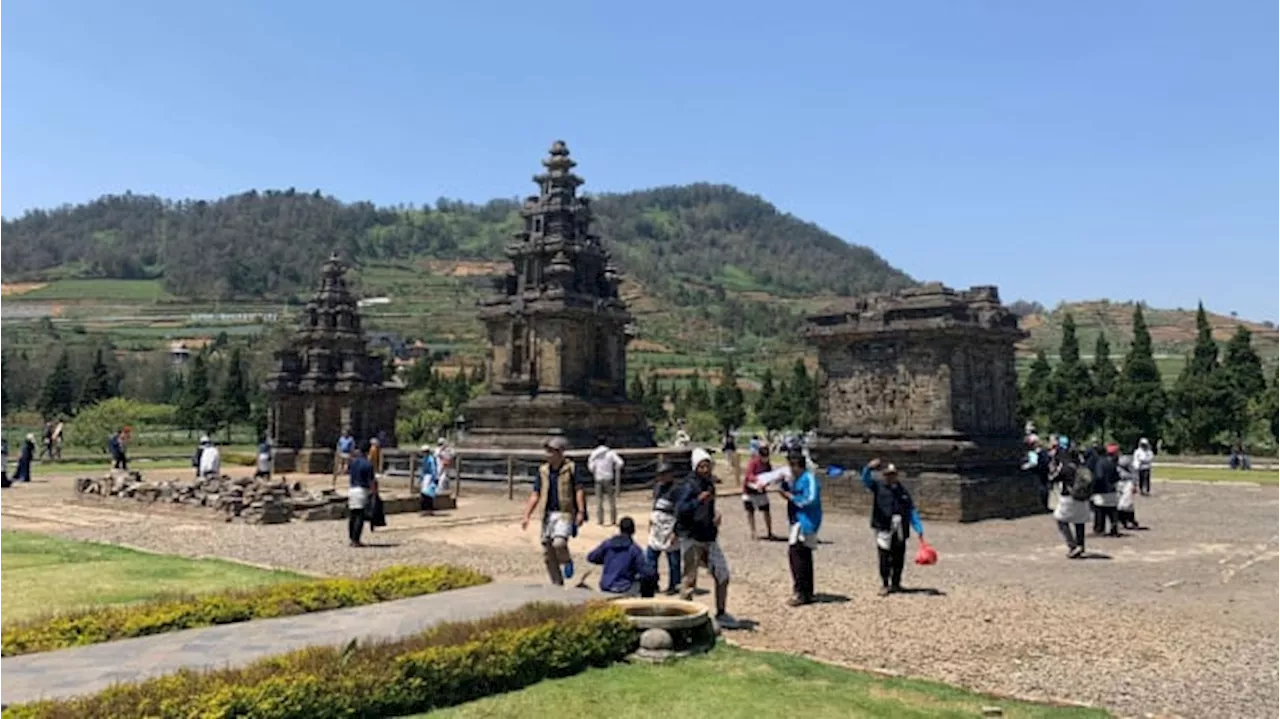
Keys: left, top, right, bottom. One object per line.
{"left": 367, "top": 331, "right": 407, "bottom": 359}
{"left": 168, "top": 341, "right": 191, "bottom": 366}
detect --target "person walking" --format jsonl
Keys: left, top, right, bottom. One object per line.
{"left": 346, "top": 448, "right": 375, "bottom": 547}
{"left": 586, "top": 516, "right": 656, "bottom": 597}
{"left": 860, "top": 459, "right": 925, "bottom": 595}
{"left": 742, "top": 444, "right": 777, "bottom": 540}
{"left": 14, "top": 433, "right": 35, "bottom": 482}
{"left": 108, "top": 428, "right": 128, "bottom": 470}
{"left": 521, "top": 437, "right": 588, "bottom": 586}
{"left": 777, "top": 450, "right": 821, "bottom": 606}
{"left": 676, "top": 448, "right": 734, "bottom": 625}
{"left": 333, "top": 429, "right": 355, "bottom": 489}
{"left": 39, "top": 421, "right": 54, "bottom": 461}
{"left": 51, "top": 419, "right": 64, "bottom": 460}
{"left": 646, "top": 461, "right": 683, "bottom": 595}
{"left": 587, "top": 435, "right": 624, "bottom": 526}
{"left": 1133, "top": 438, "right": 1154, "bottom": 496}
{"left": 198, "top": 436, "right": 221, "bottom": 479}
{"left": 1049, "top": 439, "right": 1092, "bottom": 558}
{"left": 418, "top": 444, "right": 441, "bottom": 515}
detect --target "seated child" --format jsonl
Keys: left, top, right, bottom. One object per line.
{"left": 586, "top": 516, "right": 656, "bottom": 596}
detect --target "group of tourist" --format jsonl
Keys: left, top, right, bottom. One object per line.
{"left": 522, "top": 433, "right": 931, "bottom": 625}
{"left": 1024, "top": 433, "right": 1154, "bottom": 558}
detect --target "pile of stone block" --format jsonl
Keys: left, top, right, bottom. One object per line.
{"left": 73, "top": 470, "right": 341, "bottom": 524}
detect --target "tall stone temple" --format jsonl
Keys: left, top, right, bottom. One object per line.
{"left": 266, "top": 253, "right": 402, "bottom": 472}
{"left": 460, "top": 141, "right": 653, "bottom": 449}
{"left": 804, "top": 283, "right": 1042, "bottom": 522}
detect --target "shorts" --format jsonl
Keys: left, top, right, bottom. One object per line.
{"left": 680, "top": 537, "right": 731, "bottom": 583}
{"left": 742, "top": 493, "right": 770, "bottom": 512}
{"left": 542, "top": 512, "right": 573, "bottom": 543}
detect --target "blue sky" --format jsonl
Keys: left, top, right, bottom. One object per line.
{"left": 4, "top": 1, "right": 1276, "bottom": 320}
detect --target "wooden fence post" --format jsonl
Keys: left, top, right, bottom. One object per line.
{"left": 506, "top": 455, "right": 515, "bottom": 500}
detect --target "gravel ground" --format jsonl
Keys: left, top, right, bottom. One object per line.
{"left": 3, "top": 470, "right": 1276, "bottom": 719}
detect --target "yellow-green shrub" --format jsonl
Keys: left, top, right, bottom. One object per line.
{"left": 1, "top": 565, "right": 488, "bottom": 656}
{"left": 3, "top": 602, "right": 635, "bottom": 719}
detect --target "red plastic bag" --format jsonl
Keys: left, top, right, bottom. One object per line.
{"left": 914, "top": 539, "right": 938, "bottom": 566}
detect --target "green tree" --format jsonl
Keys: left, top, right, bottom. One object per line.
{"left": 216, "top": 347, "right": 252, "bottom": 441}
{"left": 1089, "top": 334, "right": 1119, "bottom": 441}
{"left": 685, "top": 371, "right": 712, "bottom": 411}
{"left": 1046, "top": 314, "right": 1094, "bottom": 441}
{"left": 1266, "top": 372, "right": 1279, "bottom": 443}
{"left": 788, "top": 359, "right": 819, "bottom": 431}
{"left": 629, "top": 372, "right": 646, "bottom": 408}
{"left": 37, "top": 351, "right": 77, "bottom": 420}
{"left": 643, "top": 374, "right": 667, "bottom": 423}
{"left": 1219, "top": 326, "right": 1267, "bottom": 443}
{"left": 79, "top": 348, "right": 116, "bottom": 408}
{"left": 755, "top": 368, "right": 789, "bottom": 432}
{"left": 178, "top": 352, "right": 215, "bottom": 435}
{"left": 712, "top": 359, "right": 746, "bottom": 432}
{"left": 1111, "top": 305, "right": 1167, "bottom": 449}
{"left": 1169, "top": 303, "right": 1233, "bottom": 452}
{"left": 1020, "top": 350, "right": 1052, "bottom": 430}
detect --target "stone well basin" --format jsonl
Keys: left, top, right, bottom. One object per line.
{"left": 611, "top": 598, "right": 718, "bottom": 662}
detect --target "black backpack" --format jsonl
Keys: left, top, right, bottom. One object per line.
{"left": 1070, "top": 464, "right": 1095, "bottom": 501}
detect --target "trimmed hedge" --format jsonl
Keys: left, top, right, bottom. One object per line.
{"left": 2, "top": 565, "right": 489, "bottom": 656}
{"left": 3, "top": 602, "right": 636, "bottom": 719}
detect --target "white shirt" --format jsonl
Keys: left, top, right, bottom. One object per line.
{"left": 749, "top": 465, "right": 794, "bottom": 492}
{"left": 587, "top": 445, "right": 624, "bottom": 482}
{"left": 1133, "top": 446, "right": 1154, "bottom": 470}
{"left": 198, "top": 446, "right": 221, "bottom": 476}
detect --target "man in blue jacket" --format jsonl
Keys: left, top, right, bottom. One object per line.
{"left": 776, "top": 450, "right": 821, "bottom": 606}
{"left": 861, "top": 459, "right": 925, "bottom": 595}
{"left": 587, "top": 516, "right": 656, "bottom": 596}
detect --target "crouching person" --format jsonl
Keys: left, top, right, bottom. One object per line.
{"left": 588, "top": 516, "right": 656, "bottom": 597}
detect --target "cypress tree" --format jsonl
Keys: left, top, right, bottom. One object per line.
{"left": 756, "top": 368, "right": 789, "bottom": 432}
{"left": 1170, "top": 303, "right": 1233, "bottom": 452}
{"left": 712, "top": 359, "right": 746, "bottom": 432}
{"left": 789, "top": 359, "right": 819, "bottom": 432}
{"left": 79, "top": 348, "right": 116, "bottom": 407}
{"left": 217, "top": 347, "right": 252, "bottom": 439}
{"left": 1111, "top": 305, "right": 1166, "bottom": 449}
{"left": 37, "top": 351, "right": 77, "bottom": 420}
{"left": 178, "top": 351, "right": 215, "bottom": 435}
{"left": 1219, "top": 325, "right": 1267, "bottom": 443}
{"left": 1047, "top": 313, "right": 1094, "bottom": 441}
{"left": 1020, "top": 350, "right": 1053, "bottom": 431}
{"left": 1090, "top": 334, "right": 1119, "bottom": 441}
{"left": 643, "top": 373, "right": 667, "bottom": 423}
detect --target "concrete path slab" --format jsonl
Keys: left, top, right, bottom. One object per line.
{"left": 1, "top": 582, "right": 597, "bottom": 707}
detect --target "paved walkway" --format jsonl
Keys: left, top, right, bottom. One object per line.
{"left": 1, "top": 582, "right": 598, "bottom": 707}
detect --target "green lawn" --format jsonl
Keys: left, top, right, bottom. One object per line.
{"left": 1155, "top": 464, "right": 1278, "bottom": 484}
{"left": 419, "top": 644, "right": 1109, "bottom": 719}
{"left": 0, "top": 531, "right": 302, "bottom": 624}
{"left": 15, "top": 279, "right": 171, "bottom": 302}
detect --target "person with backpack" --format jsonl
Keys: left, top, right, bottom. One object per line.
{"left": 1049, "top": 437, "right": 1092, "bottom": 558}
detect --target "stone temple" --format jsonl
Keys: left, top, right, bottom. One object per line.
{"left": 804, "top": 283, "right": 1041, "bottom": 522}
{"left": 266, "top": 253, "right": 403, "bottom": 472}
{"left": 460, "top": 141, "right": 653, "bottom": 449}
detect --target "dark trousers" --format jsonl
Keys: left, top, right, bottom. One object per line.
{"left": 112, "top": 454, "right": 128, "bottom": 471}
{"left": 645, "top": 547, "right": 682, "bottom": 593}
{"left": 1057, "top": 521, "right": 1086, "bottom": 551}
{"left": 419, "top": 494, "right": 435, "bottom": 512}
{"left": 348, "top": 507, "right": 366, "bottom": 545}
{"left": 1138, "top": 468, "right": 1151, "bottom": 495}
{"left": 14, "top": 459, "right": 31, "bottom": 482}
{"left": 877, "top": 537, "right": 906, "bottom": 589}
{"left": 788, "top": 543, "right": 815, "bottom": 600}
{"left": 1118, "top": 508, "right": 1138, "bottom": 528}
{"left": 1093, "top": 505, "right": 1120, "bottom": 535}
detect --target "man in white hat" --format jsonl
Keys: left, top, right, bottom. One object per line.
{"left": 521, "top": 436, "right": 589, "bottom": 586}
{"left": 860, "top": 459, "right": 925, "bottom": 595}
{"left": 675, "top": 447, "right": 734, "bottom": 625}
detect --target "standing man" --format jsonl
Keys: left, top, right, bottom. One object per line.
{"left": 676, "top": 448, "right": 733, "bottom": 625}
{"left": 587, "top": 435, "right": 624, "bottom": 526}
{"left": 346, "top": 448, "right": 375, "bottom": 547}
{"left": 1090, "top": 444, "right": 1121, "bottom": 536}
{"left": 777, "top": 450, "right": 821, "bottom": 606}
{"left": 197, "top": 436, "right": 221, "bottom": 478}
{"left": 108, "top": 428, "right": 128, "bottom": 471}
{"left": 521, "top": 437, "right": 588, "bottom": 586}
{"left": 254, "top": 436, "right": 272, "bottom": 480}
{"left": 860, "top": 459, "right": 925, "bottom": 595}
{"left": 1133, "top": 438, "right": 1154, "bottom": 496}
{"left": 646, "top": 461, "right": 683, "bottom": 595}
{"left": 39, "top": 421, "right": 54, "bottom": 461}
{"left": 333, "top": 428, "right": 355, "bottom": 489}
{"left": 742, "top": 444, "right": 777, "bottom": 540}
{"left": 418, "top": 444, "right": 440, "bottom": 515}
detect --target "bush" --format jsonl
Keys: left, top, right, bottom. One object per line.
{"left": 1, "top": 565, "right": 488, "bottom": 656}
{"left": 65, "top": 399, "right": 177, "bottom": 450}
{"left": 4, "top": 602, "right": 634, "bottom": 719}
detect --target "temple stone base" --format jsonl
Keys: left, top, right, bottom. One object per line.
{"left": 460, "top": 393, "right": 654, "bottom": 450}
{"left": 811, "top": 435, "right": 1046, "bottom": 522}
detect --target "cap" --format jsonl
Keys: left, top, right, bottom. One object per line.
{"left": 199, "top": 435, "right": 211, "bottom": 445}
{"left": 883, "top": 463, "right": 899, "bottom": 476}
{"left": 420, "top": 444, "right": 433, "bottom": 452}
{"left": 544, "top": 436, "right": 569, "bottom": 451}
{"left": 654, "top": 460, "right": 675, "bottom": 476}
{"left": 1105, "top": 443, "right": 1119, "bottom": 456}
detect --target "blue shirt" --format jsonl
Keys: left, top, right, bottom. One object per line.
{"left": 348, "top": 457, "right": 374, "bottom": 489}
{"left": 337, "top": 435, "right": 355, "bottom": 453}
{"left": 419, "top": 454, "right": 439, "bottom": 497}
{"left": 790, "top": 469, "right": 823, "bottom": 536}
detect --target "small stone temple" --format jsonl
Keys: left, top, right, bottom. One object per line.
{"left": 266, "top": 253, "right": 402, "bottom": 472}
{"left": 804, "top": 282, "right": 1041, "bottom": 521}
{"left": 460, "top": 141, "right": 653, "bottom": 449}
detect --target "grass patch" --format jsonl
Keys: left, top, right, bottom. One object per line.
{"left": 422, "top": 643, "right": 1108, "bottom": 719}
{"left": 1, "top": 531, "right": 302, "bottom": 626}
{"left": 14, "top": 279, "right": 170, "bottom": 302}
{"left": 1154, "top": 465, "right": 1277, "bottom": 484}
{"left": 1, "top": 534, "right": 489, "bottom": 655}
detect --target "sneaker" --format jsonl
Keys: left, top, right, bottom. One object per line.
{"left": 715, "top": 612, "right": 738, "bottom": 629}
{"left": 786, "top": 595, "right": 812, "bottom": 607}
{"left": 563, "top": 560, "right": 575, "bottom": 579}
{"left": 1068, "top": 546, "right": 1084, "bottom": 558}
{"left": 878, "top": 586, "right": 892, "bottom": 596}
{"left": 664, "top": 587, "right": 679, "bottom": 596}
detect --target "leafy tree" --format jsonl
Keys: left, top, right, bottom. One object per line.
{"left": 79, "top": 348, "right": 117, "bottom": 407}
{"left": 1089, "top": 334, "right": 1119, "bottom": 441}
{"left": 216, "top": 347, "right": 252, "bottom": 440}
{"left": 37, "top": 351, "right": 77, "bottom": 420}
{"left": 1219, "top": 326, "right": 1267, "bottom": 443}
{"left": 712, "top": 359, "right": 746, "bottom": 432}
{"left": 643, "top": 374, "right": 667, "bottom": 423}
{"left": 1111, "top": 305, "right": 1166, "bottom": 449}
{"left": 1046, "top": 314, "right": 1094, "bottom": 441}
{"left": 178, "top": 351, "right": 215, "bottom": 435}
{"left": 1169, "top": 303, "right": 1234, "bottom": 452}
{"left": 629, "top": 372, "right": 646, "bottom": 408}
{"left": 755, "top": 368, "right": 789, "bottom": 432}
{"left": 685, "top": 371, "right": 712, "bottom": 411}
{"left": 788, "top": 359, "right": 819, "bottom": 431}
{"left": 1019, "top": 350, "right": 1052, "bottom": 430}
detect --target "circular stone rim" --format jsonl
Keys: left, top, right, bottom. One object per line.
{"left": 611, "top": 597, "right": 710, "bottom": 631}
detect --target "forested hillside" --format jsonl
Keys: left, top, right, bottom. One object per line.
{"left": 1, "top": 185, "right": 913, "bottom": 306}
